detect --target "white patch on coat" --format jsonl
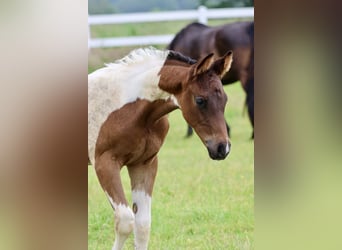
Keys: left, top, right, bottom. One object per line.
{"left": 105, "top": 192, "right": 135, "bottom": 249}
{"left": 115, "top": 204, "right": 135, "bottom": 233}
{"left": 113, "top": 204, "right": 135, "bottom": 250}
{"left": 88, "top": 48, "right": 178, "bottom": 165}
{"left": 132, "top": 190, "right": 152, "bottom": 249}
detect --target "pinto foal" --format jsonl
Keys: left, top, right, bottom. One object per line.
{"left": 88, "top": 48, "right": 233, "bottom": 250}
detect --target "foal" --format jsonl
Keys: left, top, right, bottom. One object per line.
{"left": 88, "top": 47, "right": 233, "bottom": 250}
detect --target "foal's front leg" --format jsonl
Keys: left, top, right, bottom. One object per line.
{"left": 95, "top": 151, "right": 135, "bottom": 250}
{"left": 127, "top": 156, "right": 158, "bottom": 250}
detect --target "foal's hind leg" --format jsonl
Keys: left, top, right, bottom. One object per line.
{"left": 127, "top": 156, "right": 158, "bottom": 250}
{"left": 95, "top": 151, "right": 134, "bottom": 250}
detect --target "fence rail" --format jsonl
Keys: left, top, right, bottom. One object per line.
{"left": 88, "top": 6, "right": 254, "bottom": 48}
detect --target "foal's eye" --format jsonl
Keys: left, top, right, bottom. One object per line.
{"left": 195, "top": 96, "right": 207, "bottom": 108}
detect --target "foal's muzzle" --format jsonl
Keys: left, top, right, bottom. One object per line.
{"left": 206, "top": 141, "right": 231, "bottom": 160}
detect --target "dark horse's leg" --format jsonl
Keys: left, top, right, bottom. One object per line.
{"left": 186, "top": 124, "right": 193, "bottom": 137}
{"left": 247, "top": 22, "right": 254, "bottom": 139}
{"left": 245, "top": 77, "right": 254, "bottom": 139}
{"left": 226, "top": 122, "right": 231, "bottom": 137}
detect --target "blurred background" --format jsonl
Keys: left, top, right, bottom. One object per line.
{"left": 89, "top": 0, "right": 253, "bottom": 14}
{"left": 88, "top": 0, "right": 254, "bottom": 72}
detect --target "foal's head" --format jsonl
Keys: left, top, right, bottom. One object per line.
{"left": 160, "top": 51, "right": 233, "bottom": 160}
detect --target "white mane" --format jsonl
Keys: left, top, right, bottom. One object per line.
{"left": 105, "top": 47, "right": 169, "bottom": 68}
{"left": 88, "top": 47, "right": 173, "bottom": 165}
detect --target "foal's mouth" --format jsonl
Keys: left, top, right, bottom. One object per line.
{"left": 206, "top": 142, "right": 231, "bottom": 160}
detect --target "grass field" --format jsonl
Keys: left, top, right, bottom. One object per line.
{"left": 89, "top": 19, "right": 251, "bottom": 39}
{"left": 88, "top": 20, "right": 254, "bottom": 249}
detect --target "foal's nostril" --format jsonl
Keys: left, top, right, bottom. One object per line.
{"left": 217, "top": 143, "right": 227, "bottom": 157}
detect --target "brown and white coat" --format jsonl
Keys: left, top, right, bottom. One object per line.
{"left": 88, "top": 47, "right": 232, "bottom": 250}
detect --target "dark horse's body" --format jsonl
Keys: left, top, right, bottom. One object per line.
{"left": 168, "top": 21, "right": 254, "bottom": 138}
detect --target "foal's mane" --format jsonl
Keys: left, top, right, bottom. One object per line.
{"left": 105, "top": 47, "right": 169, "bottom": 68}
{"left": 104, "top": 47, "right": 196, "bottom": 72}
{"left": 167, "top": 50, "right": 197, "bottom": 65}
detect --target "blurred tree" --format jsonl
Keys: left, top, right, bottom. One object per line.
{"left": 199, "top": 0, "right": 253, "bottom": 8}
{"left": 111, "top": 0, "right": 197, "bottom": 12}
{"left": 89, "top": 0, "right": 253, "bottom": 14}
{"left": 89, "top": 0, "right": 117, "bottom": 14}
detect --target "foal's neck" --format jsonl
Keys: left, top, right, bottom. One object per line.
{"left": 147, "top": 98, "right": 179, "bottom": 125}
{"left": 144, "top": 63, "right": 191, "bottom": 124}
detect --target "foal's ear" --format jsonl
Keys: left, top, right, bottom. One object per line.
{"left": 212, "top": 51, "right": 233, "bottom": 78}
{"left": 193, "top": 53, "right": 215, "bottom": 76}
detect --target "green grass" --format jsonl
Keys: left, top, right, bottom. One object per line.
{"left": 88, "top": 83, "right": 254, "bottom": 250}
{"left": 90, "top": 18, "right": 252, "bottom": 38}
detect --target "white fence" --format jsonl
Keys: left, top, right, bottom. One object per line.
{"left": 88, "top": 6, "right": 254, "bottom": 49}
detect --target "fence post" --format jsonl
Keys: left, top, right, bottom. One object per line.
{"left": 198, "top": 5, "right": 208, "bottom": 24}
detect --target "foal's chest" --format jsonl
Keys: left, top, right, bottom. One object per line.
{"left": 95, "top": 100, "right": 170, "bottom": 165}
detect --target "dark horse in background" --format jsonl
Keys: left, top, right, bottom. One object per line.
{"left": 167, "top": 21, "right": 254, "bottom": 138}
